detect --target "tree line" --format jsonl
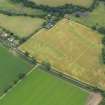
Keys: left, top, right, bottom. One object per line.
{"left": 10, "top": 0, "right": 88, "bottom": 16}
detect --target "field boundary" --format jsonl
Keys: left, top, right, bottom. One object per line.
{"left": 0, "top": 7, "right": 46, "bottom": 18}
{"left": 38, "top": 63, "right": 105, "bottom": 93}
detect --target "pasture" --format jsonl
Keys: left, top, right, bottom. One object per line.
{"left": 30, "top": 0, "right": 94, "bottom": 7}
{"left": 20, "top": 19, "right": 105, "bottom": 90}
{"left": 70, "top": 2, "right": 105, "bottom": 28}
{"left": 0, "top": 0, "right": 46, "bottom": 16}
{"left": 0, "top": 44, "right": 32, "bottom": 96}
{"left": 0, "top": 67, "right": 89, "bottom": 105}
{"left": 0, "top": 13, "right": 45, "bottom": 38}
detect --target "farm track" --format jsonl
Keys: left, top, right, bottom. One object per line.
{"left": 86, "top": 92, "right": 102, "bottom": 105}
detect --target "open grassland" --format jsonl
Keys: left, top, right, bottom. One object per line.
{"left": 20, "top": 19, "right": 105, "bottom": 90}
{"left": 0, "top": 44, "right": 32, "bottom": 96}
{"left": 0, "top": 67, "right": 89, "bottom": 105}
{"left": 0, "top": 0, "right": 46, "bottom": 16}
{"left": 0, "top": 13, "right": 45, "bottom": 38}
{"left": 70, "top": 2, "right": 105, "bottom": 28}
{"left": 30, "top": 0, "right": 94, "bottom": 7}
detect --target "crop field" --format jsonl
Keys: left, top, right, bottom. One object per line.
{"left": 0, "top": 13, "right": 45, "bottom": 38}
{"left": 30, "top": 0, "right": 94, "bottom": 7}
{"left": 0, "top": 66, "right": 89, "bottom": 105}
{"left": 0, "top": 44, "right": 32, "bottom": 96}
{"left": 20, "top": 19, "right": 105, "bottom": 90}
{"left": 70, "top": 2, "right": 105, "bottom": 28}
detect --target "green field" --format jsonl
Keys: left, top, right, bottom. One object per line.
{"left": 30, "top": 0, "right": 94, "bottom": 7}
{"left": 0, "top": 13, "right": 45, "bottom": 38}
{"left": 70, "top": 2, "right": 105, "bottom": 28}
{"left": 0, "top": 66, "right": 89, "bottom": 105}
{"left": 0, "top": 44, "right": 32, "bottom": 96}
{"left": 0, "top": 0, "right": 46, "bottom": 16}
{"left": 20, "top": 19, "right": 105, "bottom": 90}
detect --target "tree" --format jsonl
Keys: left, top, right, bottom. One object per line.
{"left": 11, "top": 0, "right": 27, "bottom": 3}
{"left": 102, "top": 37, "right": 105, "bottom": 45}
{"left": 92, "top": 25, "right": 97, "bottom": 30}
{"left": 18, "top": 73, "right": 26, "bottom": 79}
{"left": 98, "top": 27, "right": 105, "bottom": 35}
{"left": 41, "top": 61, "right": 51, "bottom": 71}
{"left": 24, "top": 51, "right": 29, "bottom": 57}
{"left": 102, "top": 47, "right": 105, "bottom": 64}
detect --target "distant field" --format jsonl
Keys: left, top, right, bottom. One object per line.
{"left": 0, "top": 44, "right": 32, "bottom": 96}
{"left": 0, "top": 67, "right": 88, "bottom": 105}
{"left": 0, "top": 13, "right": 45, "bottom": 38}
{"left": 0, "top": 0, "right": 46, "bottom": 16}
{"left": 20, "top": 19, "right": 105, "bottom": 89}
{"left": 70, "top": 2, "right": 105, "bottom": 28}
{"left": 30, "top": 0, "right": 94, "bottom": 7}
